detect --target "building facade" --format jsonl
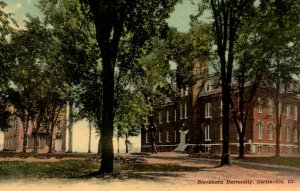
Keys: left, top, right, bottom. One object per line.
{"left": 141, "top": 77, "right": 300, "bottom": 155}
{"left": 3, "top": 110, "right": 67, "bottom": 153}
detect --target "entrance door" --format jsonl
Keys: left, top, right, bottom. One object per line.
{"left": 55, "top": 139, "right": 62, "bottom": 151}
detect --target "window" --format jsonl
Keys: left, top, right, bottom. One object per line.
{"left": 294, "top": 106, "right": 298, "bottom": 120}
{"left": 220, "top": 124, "right": 223, "bottom": 140}
{"left": 180, "top": 88, "right": 184, "bottom": 97}
{"left": 257, "top": 97, "right": 263, "bottom": 114}
{"left": 205, "top": 80, "right": 213, "bottom": 92}
{"left": 286, "top": 127, "right": 290, "bottom": 142}
{"left": 220, "top": 100, "right": 223, "bottom": 116}
{"left": 56, "top": 120, "right": 61, "bottom": 132}
{"left": 180, "top": 104, "right": 183, "bottom": 119}
{"left": 184, "top": 103, "right": 188, "bottom": 119}
{"left": 257, "top": 120, "right": 263, "bottom": 139}
{"left": 257, "top": 145, "right": 263, "bottom": 153}
{"left": 184, "top": 87, "right": 189, "bottom": 96}
{"left": 145, "top": 132, "right": 148, "bottom": 143}
{"left": 24, "top": 135, "right": 29, "bottom": 147}
{"left": 166, "top": 130, "right": 170, "bottom": 142}
{"left": 159, "top": 111, "right": 162, "bottom": 124}
{"left": 174, "top": 109, "right": 177, "bottom": 122}
{"left": 294, "top": 129, "right": 298, "bottom": 142}
{"left": 287, "top": 104, "right": 291, "bottom": 119}
{"left": 268, "top": 123, "right": 273, "bottom": 140}
{"left": 174, "top": 130, "right": 177, "bottom": 143}
{"left": 13, "top": 117, "right": 17, "bottom": 129}
{"left": 166, "top": 110, "right": 170, "bottom": 123}
{"left": 278, "top": 102, "right": 282, "bottom": 115}
{"left": 205, "top": 126, "right": 211, "bottom": 141}
{"left": 46, "top": 136, "right": 50, "bottom": 146}
{"left": 37, "top": 136, "right": 40, "bottom": 147}
{"left": 158, "top": 131, "right": 162, "bottom": 143}
{"left": 205, "top": 145, "right": 211, "bottom": 153}
{"left": 269, "top": 145, "right": 273, "bottom": 153}
{"left": 205, "top": 102, "right": 212, "bottom": 119}
{"left": 268, "top": 99, "right": 273, "bottom": 115}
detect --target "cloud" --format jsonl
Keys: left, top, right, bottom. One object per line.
{"left": 15, "top": 2, "right": 22, "bottom": 9}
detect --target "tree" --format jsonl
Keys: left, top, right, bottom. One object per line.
{"left": 255, "top": 0, "right": 300, "bottom": 157}
{"left": 201, "top": 0, "right": 255, "bottom": 165}
{"left": 0, "top": 1, "right": 16, "bottom": 132}
{"left": 80, "top": 0, "right": 178, "bottom": 174}
{"left": 38, "top": 0, "right": 99, "bottom": 153}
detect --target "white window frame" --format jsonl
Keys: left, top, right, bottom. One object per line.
{"left": 184, "top": 103, "right": 188, "bottom": 119}
{"left": 294, "top": 106, "right": 297, "bottom": 120}
{"left": 145, "top": 132, "right": 148, "bottom": 143}
{"left": 257, "top": 97, "right": 263, "bottom": 114}
{"left": 294, "top": 129, "right": 298, "bottom": 142}
{"left": 205, "top": 126, "right": 211, "bottom": 141}
{"left": 180, "top": 88, "right": 184, "bottom": 97}
{"left": 166, "top": 110, "right": 170, "bottom": 123}
{"left": 174, "top": 130, "right": 177, "bottom": 143}
{"left": 220, "top": 100, "right": 223, "bottom": 116}
{"left": 268, "top": 145, "right": 273, "bottom": 153}
{"left": 184, "top": 87, "right": 189, "bottom": 96}
{"left": 205, "top": 102, "right": 212, "bottom": 119}
{"left": 257, "top": 121, "right": 263, "bottom": 140}
{"left": 268, "top": 99, "right": 273, "bottom": 115}
{"left": 257, "top": 145, "right": 263, "bottom": 153}
{"left": 166, "top": 130, "right": 170, "bottom": 143}
{"left": 159, "top": 111, "right": 162, "bottom": 124}
{"left": 205, "top": 80, "right": 212, "bottom": 92}
{"left": 286, "top": 127, "right": 290, "bottom": 142}
{"left": 25, "top": 135, "right": 29, "bottom": 147}
{"left": 180, "top": 104, "right": 183, "bottom": 119}
{"left": 287, "top": 104, "right": 291, "bottom": 119}
{"left": 268, "top": 123, "right": 273, "bottom": 140}
{"left": 158, "top": 131, "right": 162, "bottom": 143}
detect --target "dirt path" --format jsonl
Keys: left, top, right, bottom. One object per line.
{"left": 1, "top": 152, "right": 300, "bottom": 191}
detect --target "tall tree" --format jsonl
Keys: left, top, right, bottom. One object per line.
{"left": 80, "top": 0, "right": 178, "bottom": 174}
{"left": 201, "top": 0, "right": 255, "bottom": 165}
{"left": 256, "top": 0, "right": 300, "bottom": 157}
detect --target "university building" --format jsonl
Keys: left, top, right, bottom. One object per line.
{"left": 141, "top": 76, "right": 300, "bottom": 155}
{"left": 3, "top": 109, "right": 67, "bottom": 153}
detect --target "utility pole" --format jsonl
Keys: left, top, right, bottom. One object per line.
{"left": 88, "top": 123, "right": 91, "bottom": 153}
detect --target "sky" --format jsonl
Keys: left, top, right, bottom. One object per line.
{"left": 0, "top": 0, "right": 199, "bottom": 153}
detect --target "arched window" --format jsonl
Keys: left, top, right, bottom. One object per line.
{"left": 268, "top": 123, "right": 273, "bottom": 140}
{"left": 257, "top": 121, "right": 263, "bottom": 139}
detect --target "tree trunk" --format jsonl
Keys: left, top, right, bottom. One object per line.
{"left": 88, "top": 123, "right": 91, "bottom": 153}
{"left": 220, "top": 84, "right": 231, "bottom": 166}
{"left": 22, "top": 133, "right": 27, "bottom": 153}
{"left": 33, "top": 132, "right": 38, "bottom": 153}
{"left": 68, "top": 100, "right": 73, "bottom": 153}
{"left": 238, "top": 133, "right": 245, "bottom": 158}
{"left": 117, "top": 134, "right": 120, "bottom": 154}
{"left": 125, "top": 133, "right": 128, "bottom": 154}
{"left": 48, "top": 135, "right": 53, "bottom": 153}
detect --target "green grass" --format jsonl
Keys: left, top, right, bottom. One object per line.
{"left": 0, "top": 160, "right": 99, "bottom": 179}
{"left": 237, "top": 157, "right": 300, "bottom": 168}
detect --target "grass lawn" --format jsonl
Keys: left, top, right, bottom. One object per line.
{"left": 236, "top": 156, "right": 300, "bottom": 168}
{"left": 0, "top": 160, "right": 99, "bottom": 179}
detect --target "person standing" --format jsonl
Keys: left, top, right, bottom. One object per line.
{"left": 148, "top": 116, "right": 157, "bottom": 154}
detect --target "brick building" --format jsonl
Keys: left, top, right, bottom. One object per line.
{"left": 141, "top": 77, "right": 300, "bottom": 155}
{"left": 3, "top": 109, "right": 67, "bottom": 153}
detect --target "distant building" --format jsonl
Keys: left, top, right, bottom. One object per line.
{"left": 3, "top": 109, "right": 67, "bottom": 153}
{"left": 141, "top": 76, "right": 300, "bottom": 155}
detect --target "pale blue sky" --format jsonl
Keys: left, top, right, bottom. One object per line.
{"left": 3, "top": 0, "right": 199, "bottom": 31}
